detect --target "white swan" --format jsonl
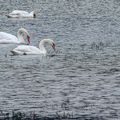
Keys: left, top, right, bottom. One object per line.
{"left": 6, "top": 10, "right": 36, "bottom": 18}
{"left": 0, "top": 28, "right": 30, "bottom": 44}
{"left": 11, "top": 39, "right": 55, "bottom": 55}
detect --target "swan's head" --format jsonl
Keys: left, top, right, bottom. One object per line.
{"left": 40, "top": 39, "right": 56, "bottom": 51}
{"left": 18, "top": 28, "right": 30, "bottom": 44}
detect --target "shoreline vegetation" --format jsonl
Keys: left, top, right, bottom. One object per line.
{"left": 0, "top": 110, "right": 105, "bottom": 120}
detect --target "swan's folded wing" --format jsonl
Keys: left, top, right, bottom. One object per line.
{"left": 12, "top": 45, "right": 41, "bottom": 55}
{"left": 7, "top": 10, "right": 30, "bottom": 18}
{"left": 13, "top": 45, "right": 32, "bottom": 52}
{"left": 10, "top": 10, "right": 29, "bottom": 15}
{"left": 0, "top": 32, "right": 18, "bottom": 43}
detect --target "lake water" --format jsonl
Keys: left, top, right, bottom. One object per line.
{"left": 0, "top": 0, "right": 120, "bottom": 119}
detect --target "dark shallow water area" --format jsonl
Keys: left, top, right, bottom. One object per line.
{"left": 0, "top": 0, "right": 120, "bottom": 119}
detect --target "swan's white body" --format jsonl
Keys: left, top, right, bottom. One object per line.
{"left": 0, "top": 32, "right": 19, "bottom": 44}
{"left": 0, "top": 28, "right": 30, "bottom": 44}
{"left": 7, "top": 10, "right": 36, "bottom": 18}
{"left": 11, "top": 39, "right": 55, "bottom": 55}
{"left": 11, "top": 45, "right": 46, "bottom": 55}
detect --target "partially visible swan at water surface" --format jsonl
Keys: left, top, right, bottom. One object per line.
{"left": 0, "top": 28, "right": 30, "bottom": 44}
{"left": 6, "top": 10, "right": 36, "bottom": 18}
{"left": 11, "top": 39, "right": 55, "bottom": 55}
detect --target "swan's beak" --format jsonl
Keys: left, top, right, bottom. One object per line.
{"left": 52, "top": 43, "right": 55, "bottom": 51}
{"left": 27, "top": 36, "right": 30, "bottom": 45}
{"left": 34, "top": 13, "right": 36, "bottom": 18}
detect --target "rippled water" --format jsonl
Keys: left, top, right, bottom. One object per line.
{"left": 0, "top": 0, "right": 120, "bottom": 119}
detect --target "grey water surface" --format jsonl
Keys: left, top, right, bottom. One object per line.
{"left": 0, "top": 0, "right": 120, "bottom": 119}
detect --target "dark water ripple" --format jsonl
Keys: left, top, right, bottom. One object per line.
{"left": 0, "top": 0, "right": 120, "bottom": 119}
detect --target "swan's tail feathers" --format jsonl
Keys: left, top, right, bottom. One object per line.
{"left": 11, "top": 50, "right": 19, "bottom": 55}
{"left": 6, "top": 14, "right": 11, "bottom": 18}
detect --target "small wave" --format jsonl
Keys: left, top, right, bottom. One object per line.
{"left": 97, "top": 68, "right": 120, "bottom": 75}
{"left": 90, "top": 41, "right": 109, "bottom": 50}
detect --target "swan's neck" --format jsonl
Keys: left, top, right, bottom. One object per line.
{"left": 29, "top": 11, "right": 34, "bottom": 17}
{"left": 17, "top": 32, "right": 24, "bottom": 43}
{"left": 39, "top": 42, "right": 47, "bottom": 54}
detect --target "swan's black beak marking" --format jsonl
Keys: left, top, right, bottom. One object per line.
{"left": 52, "top": 43, "right": 55, "bottom": 51}
{"left": 27, "top": 36, "right": 30, "bottom": 45}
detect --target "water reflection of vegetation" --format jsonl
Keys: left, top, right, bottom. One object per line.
{"left": 0, "top": 110, "right": 105, "bottom": 120}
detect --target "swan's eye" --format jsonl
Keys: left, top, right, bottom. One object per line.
{"left": 20, "top": 31, "right": 25, "bottom": 36}
{"left": 22, "top": 32, "right": 26, "bottom": 37}
{"left": 20, "top": 32, "right": 22, "bottom": 35}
